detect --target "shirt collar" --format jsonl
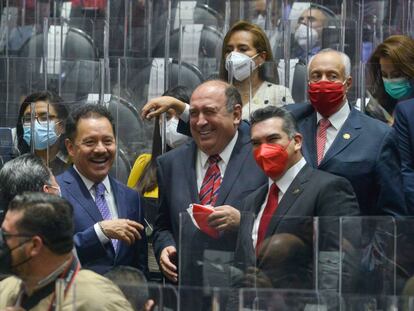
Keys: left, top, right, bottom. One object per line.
{"left": 73, "top": 165, "right": 111, "bottom": 193}
{"left": 200, "top": 131, "right": 239, "bottom": 168}
{"left": 316, "top": 100, "right": 350, "bottom": 130}
{"left": 271, "top": 157, "right": 307, "bottom": 195}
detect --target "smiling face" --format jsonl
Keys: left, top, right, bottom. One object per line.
{"left": 189, "top": 82, "right": 241, "bottom": 156}
{"left": 66, "top": 117, "right": 116, "bottom": 183}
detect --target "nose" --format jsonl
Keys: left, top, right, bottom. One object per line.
{"left": 93, "top": 141, "right": 107, "bottom": 153}
{"left": 196, "top": 113, "right": 208, "bottom": 128}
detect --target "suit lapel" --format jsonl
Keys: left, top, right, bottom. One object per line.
{"left": 264, "top": 164, "right": 312, "bottom": 237}
{"left": 62, "top": 167, "right": 103, "bottom": 222}
{"left": 215, "top": 129, "right": 251, "bottom": 206}
{"left": 300, "top": 113, "right": 318, "bottom": 167}
{"left": 320, "top": 108, "right": 361, "bottom": 167}
{"left": 186, "top": 141, "right": 200, "bottom": 203}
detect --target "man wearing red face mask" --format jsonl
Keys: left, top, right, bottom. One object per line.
{"left": 288, "top": 49, "right": 406, "bottom": 216}
{"left": 229, "top": 106, "right": 359, "bottom": 294}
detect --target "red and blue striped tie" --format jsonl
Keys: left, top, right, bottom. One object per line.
{"left": 199, "top": 155, "right": 222, "bottom": 206}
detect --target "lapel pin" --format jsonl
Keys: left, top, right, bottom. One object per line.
{"left": 343, "top": 133, "right": 351, "bottom": 140}
{"left": 292, "top": 188, "right": 300, "bottom": 194}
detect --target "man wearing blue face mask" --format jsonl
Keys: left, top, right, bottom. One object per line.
{"left": 16, "top": 91, "right": 70, "bottom": 176}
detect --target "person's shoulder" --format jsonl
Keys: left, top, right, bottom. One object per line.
{"left": 310, "top": 167, "right": 353, "bottom": 189}
{"left": 73, "top": 270, "right": 134, "bottom": 310}
{"left": 0, "top": 276, "right": 21, "bottom": 290}
{"left": 157, "top": 140, "right": 194, "bottom": 164}
{"left": 0, "top": 276, "right": 21, "bottom": 307}
{"left": 352, "top": 108, "right": 392, "bottom": 134}
{"left": 395, "top": 98, "right": 414, "bottom": 114}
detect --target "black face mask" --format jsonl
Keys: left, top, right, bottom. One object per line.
{"left": 0, "top": 236, "right": 32, "bottom": 276}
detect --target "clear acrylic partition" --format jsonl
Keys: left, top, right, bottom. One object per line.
{"left": 178, "top": 286, "right": 234, "bottom": 310}
{"left": 341, "top": 294, "right": 414, "bottom": 311}
{"left": 339, "top": 217, "right": 396, "bottom": 296}
{"left": 178, "top": 211, "right": 256, "bottom": 291}
{"left": 395, "top": 218, "right": 414, "bottom": 296}
{"left": 240, "top": 288, "right": 339, "bottom": 311}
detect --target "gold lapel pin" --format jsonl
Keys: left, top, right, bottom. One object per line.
{"left": 292, "top": 188, "right": 300, "bottom": 194}
{"left": 343, "top": 133, "right": 351, "bottom": 140}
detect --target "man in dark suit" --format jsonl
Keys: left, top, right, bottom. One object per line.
{"left": 153, "top": 80, "right": 267, "bottom": 284}
{"left": 57, "top": 104, "right": 148, "bottom": 275}
{"left": 234, "top": 105, "right": 359, "bottom": 293}
{"left": 288, "top": 49, "right": 406, "bottom": 216}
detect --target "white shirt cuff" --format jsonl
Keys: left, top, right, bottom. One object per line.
{"left": 94, "top": 223, "right": 111, "bottom": 244}
{"left": 180, "top": 103, "right": 190, "bottom": 123}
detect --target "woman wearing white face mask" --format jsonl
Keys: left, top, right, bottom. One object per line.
{"left": 220, "top": 21, "right": 294, "bottom": 120}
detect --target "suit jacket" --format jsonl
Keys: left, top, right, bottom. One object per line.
{"left": 235, "top": 164, "right": 359, "bottom": 270}
{"left": 153, "top": 127, "right": 267, "bottom": 261}
{"left": 393, "top": 98, "right": 414, "bottom": 213}
{"left": 57, "top": 167, "right": 148, "bottom": 275}
{"left": 287, "top": 103, "right": 406, "bottom": 216}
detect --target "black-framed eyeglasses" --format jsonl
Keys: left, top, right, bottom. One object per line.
{"left": 21, "top": 114, "right": 59, "bottom": 125}
{"left": 0, "top": 228, "right": 33, "bottom": 244}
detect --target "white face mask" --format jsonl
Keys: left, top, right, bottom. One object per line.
{"left": 294, "top": 24, "right": 320, "bottom": 51}
{"left": 253, "top": 14, "right": 266, "bottom": 30}
{"left": 165, "top": 117, "right": 190, "bottom": 149}
{"left": 225, "top": 51, "right": 259, "bottom": 82}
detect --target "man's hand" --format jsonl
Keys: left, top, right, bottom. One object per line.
{"left": 99, "top": 219, "right": 144, "bottom": 245}
{"left": 207, "top": 205, "right": 241, "bottom": 232}
{"left": 159, "top": 246, "right": 178, "bottom": 283}
{"left": 141, "top": 96, "right": 186, "bottom": 120}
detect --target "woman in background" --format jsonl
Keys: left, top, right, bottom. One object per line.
{"left": 367, "top": 35, "right": 414, "bottom": 124}
{"left": 220, "top": 20, "right": 294, "bottom": 119}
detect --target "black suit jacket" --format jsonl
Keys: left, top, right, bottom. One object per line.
{"left": 235, "top": 163, "right": 359, "bottom": 269}
{"left": 153, "top": 127, "right": 267, "bottom": 262}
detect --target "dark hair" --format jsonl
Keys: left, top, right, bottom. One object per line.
{"left": 367, "top": 35, "right": 414, "bottom": 114}
{"left": 0, "top": 154, "right": 53, "bottom": 212}
{"left": 136, "top": 86, "right": 191, "bottom": 195}
{"left": 105, "top": 266, "right": 149, "bottom": 311}
{"left": 219, "top": 20, "right": 276, "bottom": 82}
{"left": 250, "top": 106, "right": 298, "bottom": 139}
{"left": 225, "top": 83, "right": 243, "bottom": 112}
{"left": 65, "top": 104, "right": 116, "bottom": 141}
{"left": 16, "top": 91, "right": 67, "bottom": 154}
{"left": 8, "top": 192, "right": 74, "bottom": 254}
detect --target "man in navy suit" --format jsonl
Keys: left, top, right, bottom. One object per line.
{"left": 153, "top": 80, "right": 267, "bottom": 284}
{"left": 57, "top": 104, "right": 148, "bottom": 275}
{"left": 289, "top": 49, "right": 406, "bottom": 216}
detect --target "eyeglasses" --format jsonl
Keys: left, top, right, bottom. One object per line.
{"left": 21, "top": 114, "right": 59, "bottom": 125}
{"left": 0, "top": 228, "right": 33, "bottom": 244}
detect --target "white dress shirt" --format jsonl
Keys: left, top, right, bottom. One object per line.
{"left": 316, "top": 101, "right": 350, "bottom": 157}
{"left": 252, "top": 157, "right": 307, "bottom": 249}
{"left": 73, "top": 166, "right": 118, "bottom": 245}
{"left": 196, "top": 131, "right": 239, "bottom": 192}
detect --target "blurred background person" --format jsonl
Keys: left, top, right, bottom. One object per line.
{"left": 15, "top": 91, "right": 70, "bottom": 175}
{"left": 367, "top": 35, "right": 414, "bottom": 124}
{"left": 220, "top": 20, "right": 294, "bottom": 119}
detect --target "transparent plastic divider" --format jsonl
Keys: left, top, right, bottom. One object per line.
{"left": 339, "top": 216, "right": 396, "bottom": 296}
{"left": 178, "top": 211, "right": 256, "bottom": 290}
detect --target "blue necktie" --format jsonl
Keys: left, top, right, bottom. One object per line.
{"left": 94, "top": 182, "right": 118, "bottom": 251}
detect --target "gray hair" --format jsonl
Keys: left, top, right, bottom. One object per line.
{"left": 308, "top": 48, "right": 351, "bottom": 77}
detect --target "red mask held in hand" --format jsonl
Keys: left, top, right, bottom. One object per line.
{"left": 254, "top": 142, "right": 290, "bottom": 180}
{"left": 308, "top": 80, "right": 347, "bottom": 118}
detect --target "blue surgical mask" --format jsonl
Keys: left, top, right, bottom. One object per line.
{"left": 23, "top": 121, "right": 59, "bottom": 150}
{"left": 382, "top": 77, "right": 413, "bottom": 100}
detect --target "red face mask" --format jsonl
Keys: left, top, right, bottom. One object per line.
{"left": 308, "top": 80, "right": 346, "bottom": 118}
{"left": 253, "top": 142, "right": 290, "bottom": 180}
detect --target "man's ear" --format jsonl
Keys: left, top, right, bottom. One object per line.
{"left": 28, "top": 236, "right": 44, "bottom": 257}
{"left": 233, "top": 104, "right": 242, "bottom": 126}
{"left": 65, "top": 138, "right": 75, "bottom": 158}
{"left": 345, "top": 76, "right": 352, "bottom": 93}
{"left": 293, "top": 133, "right": 303, "bottom": 152}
